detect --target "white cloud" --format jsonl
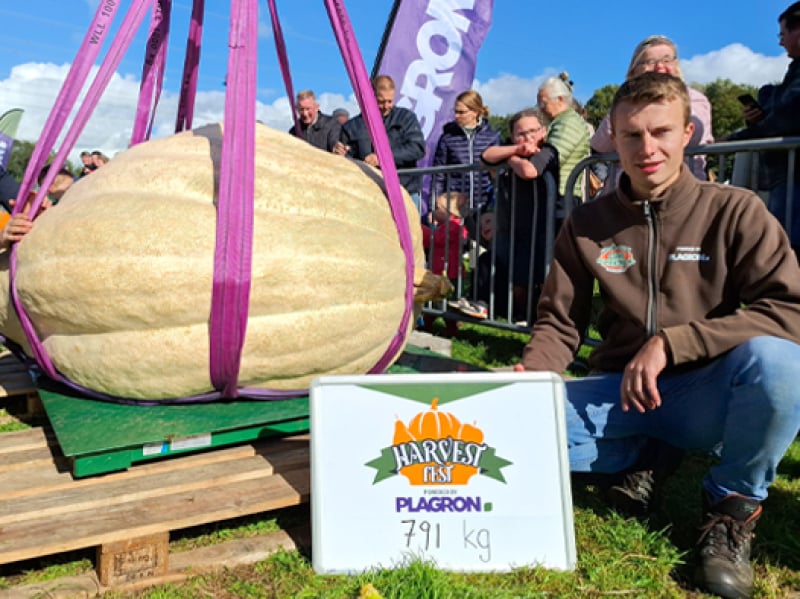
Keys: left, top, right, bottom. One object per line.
{"left": 680, "top": 43, "right": 790, "bottom": 87}
{"left": 473, "top": 71, "right": 556, "bottom": 117}
{"left": 0, "top": 43, "right": 792, "bottom": 168}
{"left": 0, "top": 60, "right": 369, "bottom": 166}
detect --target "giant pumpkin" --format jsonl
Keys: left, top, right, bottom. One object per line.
{"left": 0, "top": 123, "right": 442, "bottom": 400}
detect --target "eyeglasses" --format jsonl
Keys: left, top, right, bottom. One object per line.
{"left": 637, "top": 55, "right": 677, "bottom": 68}
{"left": 454, "top": 108, "right": 471, "bottom": 115}
{"left": 514, "top": 126, "right": 544, "bottom": 141}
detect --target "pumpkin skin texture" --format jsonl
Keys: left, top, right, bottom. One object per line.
{"left": 0, "top": 123, "right": 426, "bottom": 400}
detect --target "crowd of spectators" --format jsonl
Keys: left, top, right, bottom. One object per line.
{"left": 279, "top": 14, "right": 800, "bottom": 331}
{"left": 0, "top": 5, "right": 798, "bottom": 598}
{"left": 279, "top": 13, "right": 800, "bottom": 594}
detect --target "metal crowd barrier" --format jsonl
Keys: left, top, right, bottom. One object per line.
{"left": 401, "top": 136, "right": 800, "bottom": 335}
{"left": 399, "top": 163, "right": 557, "bottom": 333}
{"left": 564, "top": 137, "right": 800, "bottom": 229}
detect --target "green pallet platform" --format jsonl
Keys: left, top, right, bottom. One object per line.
{"left": 39, "top": 345, "right": 484, "bottom": 477}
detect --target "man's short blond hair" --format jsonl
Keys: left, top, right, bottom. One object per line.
{"left": 372, "top": 75, "right": 395, "bottom": 93}
{"left": 296, "top": 89, "right": 316, "bottom": 103}
{"left": 610, "top": 72, "right": 691, "bottom": 133}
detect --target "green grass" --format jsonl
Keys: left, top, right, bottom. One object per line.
{"left": 450, "top": 321, "right": 529, "bottom": 369}
{"left": 1, "top": 328, "right": 799, "bottom": 598}
{"left": 0, "top": 407, "right": 31, "bottom": 433}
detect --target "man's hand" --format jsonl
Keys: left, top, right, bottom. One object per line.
{"left": 620, "top": 334, "right": 668, "bottom": 413}
{"left": 515, "top": 141, "right": 540, "bottom": 157}
{"left": 742, "top": 104, "right": 765, "bottom": 124}
{"left": 332, "top": 141, "right": 350, "bottom": 156}
{"left": 0, "top": 194, "right": 52, "bottom": 249}
{"left": 1, "top": 212, "right": 34, "bottom": 247}
{"left": 363, "top": 153, "right": 380, "bottom": 168}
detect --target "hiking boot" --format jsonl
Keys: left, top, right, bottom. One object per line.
{"left": 604, "top": 438, "right": 684, "bottom": 517}
{"left": 606, "top": 470, "right": 655, "bottom": 517}
{"left": 695, "top": 493, "right": 762, "bottom": 599}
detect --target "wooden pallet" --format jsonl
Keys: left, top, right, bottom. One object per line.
{"left": 0, "top": 345, "right": 476, "bottom": 592}
{"left": 0, "top": 425, "right": 310, "bottom": 587}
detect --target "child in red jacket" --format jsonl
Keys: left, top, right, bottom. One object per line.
{"left": 421, "top": 191, "right": 467, "bottom": 284}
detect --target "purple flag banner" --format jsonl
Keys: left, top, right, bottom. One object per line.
{"left": 375, "top": 0, "right": 494, "bottom": 167}
{"left": 0, "top": 132, "right": 14, "bottom": 171}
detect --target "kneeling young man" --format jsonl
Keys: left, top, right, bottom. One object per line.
{"left": 517, "top": 72, "right": 800, "bottom": 599}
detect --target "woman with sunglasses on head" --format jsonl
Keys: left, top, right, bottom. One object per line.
{"left": 591, "top": 35, "right": 714, "bottom": 186}
{"left": 431, "top": 90, "right": 502, "bottom": 217}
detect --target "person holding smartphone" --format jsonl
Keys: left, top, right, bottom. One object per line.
{"left": 517, "top": 72, "right": 800, "bottom": 599}
{"left": 729, "top": 2, "right": 800, "bottom": 255}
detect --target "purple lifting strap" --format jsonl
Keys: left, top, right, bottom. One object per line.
{"left": 132, "top": 0, "right": 172, "bottom": 145}
{"left": 174, "top": 0, "right": 205, "bottom": 133}
{"left": 266, "top": 0, "right": 300, "bottom": 138}
{"left": 207, "top": 0, "right": 258, "bottom": 398}
{"left": 7, "top": 0, "right": 415, "bottom": 404}
{"left": 324, "top": 0, "right": 415, "bottom": 373}
{"left": 10, "top": 0, "right": 153, "bottom": 380}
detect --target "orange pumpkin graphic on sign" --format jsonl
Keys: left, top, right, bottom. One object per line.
{"left": 392, "top": 397, "right": 485, "bottom": 485}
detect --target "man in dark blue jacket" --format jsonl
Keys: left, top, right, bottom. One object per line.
{"left": 729, "top": 2, "right": 800, "bottom": 254}
{"left": 334, "top": 75, "right": 425, "bottom": 210}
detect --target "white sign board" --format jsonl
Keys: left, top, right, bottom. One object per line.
{"left": 310, "top": 372, "right": 575, "bottom": 574}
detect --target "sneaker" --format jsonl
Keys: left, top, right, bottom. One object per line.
{"left": 448, "top": 298, "right": 488, "bottom": 319}
{"left": 695, "top": 493, "right": 761, "bottom": 599}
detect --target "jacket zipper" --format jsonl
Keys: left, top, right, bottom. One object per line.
{"left": 643, "top": 200, "right": 658, "bottom": 337}
{"left": 466, "top": 128, "right": 476, "bottom": 208}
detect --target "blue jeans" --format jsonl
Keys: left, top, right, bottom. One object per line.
{"left": 768, "top": 180, "right": 800, "bottom": 247}
{"left": 564, "top": 336, "right": 800, "bottom": 503}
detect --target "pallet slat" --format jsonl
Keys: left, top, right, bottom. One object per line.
{"left": 0, "top": 469, "right": 309, "bottom": 564}
{"left": 0, "top": 450, "right": 308, "bottom": 526}
{"left": 0, "top": 429, "right": 310, "bottom": 568}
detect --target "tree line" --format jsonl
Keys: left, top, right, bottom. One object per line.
{"left": 489, "top": 77, "right": 760, "bottom": 144}
{"left": 5, "top": 78, "right": 759, "bottom": 184}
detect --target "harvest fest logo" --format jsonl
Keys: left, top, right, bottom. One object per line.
{"left": 365, "top": 397, "right": 512, "bottom": 487}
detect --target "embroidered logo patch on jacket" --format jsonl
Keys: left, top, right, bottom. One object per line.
{"left": 596, "top": 244, "right": 637, "bottom": 273}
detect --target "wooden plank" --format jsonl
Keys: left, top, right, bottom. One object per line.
{"left": 0, "top": 399, "right": 312, "bottom": 581}
{"left": 0, "top": 434, "right": 307, "bottom": 498}
{"left": 0, "top": 431, "right": 310, "bottom": 566}
{"left": 0, "top": 427, "right": 51, "bottom": 453}
{"left": 0, "top": 527, "right": 307, "bottom": 598}
{"left": 0, "top": 447, "right": 309, "bottom": 525}
{"left": 0, "top": 467, "right": 309, "bottom": 564}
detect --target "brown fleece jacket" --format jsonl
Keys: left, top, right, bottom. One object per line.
{"left": 522, "top": 167, "right": 800, "bottom": 373}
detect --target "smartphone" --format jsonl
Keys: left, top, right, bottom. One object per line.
{"left": 737, "top": 93, "right": 762, "bottom": 111}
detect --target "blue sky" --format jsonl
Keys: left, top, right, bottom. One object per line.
{"left": 0, "top": 0, "right": 793, "bottom": 163}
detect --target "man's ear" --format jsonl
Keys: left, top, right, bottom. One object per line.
{"left": 683, "top": 121, "right": 696, "bottom": 147}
